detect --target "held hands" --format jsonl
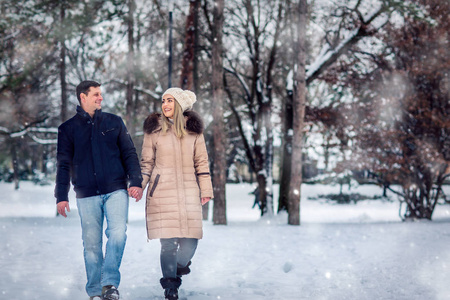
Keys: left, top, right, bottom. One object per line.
{"left": 127, "top": 187, "right": 208, "bottom": 204}
{"left": 128, "top": 186, "right": 143, "bottom": 201}
{"left": 201, "top": 197, "right": 211, "bottom": 205}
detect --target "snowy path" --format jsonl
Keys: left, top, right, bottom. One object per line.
{"left": 1, "top": 182, "right": 449, "bottom": 300}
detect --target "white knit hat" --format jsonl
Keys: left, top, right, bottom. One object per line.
{"left": 162, "top": 88, "right": 197, "bottom": 112}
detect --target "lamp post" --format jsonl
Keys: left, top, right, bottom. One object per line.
{"left": 168, "top": 9, "right": 173, "bottom": 88}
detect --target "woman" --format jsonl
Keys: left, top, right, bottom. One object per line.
{"left": 139, "top": 88, "right": 213, "bottom": 300}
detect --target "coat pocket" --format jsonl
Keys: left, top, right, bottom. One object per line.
{"left": 101, "top": 127, "right": 116, "bottom": 135}
{"left": 149, "top": 174, "right": 160, "bottom": 197}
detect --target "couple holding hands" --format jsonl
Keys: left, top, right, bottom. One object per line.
{"left": 55, "top": 80, "right": 213, "bottom": 300}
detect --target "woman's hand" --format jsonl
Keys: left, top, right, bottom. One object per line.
{"left": 201, "top": 197, "right": 211, "bottom": 205}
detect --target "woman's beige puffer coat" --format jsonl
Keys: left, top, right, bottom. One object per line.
{"left": 141, "top": 111, "right": 213, "bottom": 240}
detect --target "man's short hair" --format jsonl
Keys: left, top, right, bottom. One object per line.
{"left": 76, "top": 80, "right": 101, "bottom": 104}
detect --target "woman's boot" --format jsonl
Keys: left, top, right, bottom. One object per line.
{"left": 160, "top": 277, "right": 182, "bottom": 300}
{"left": 176, "top": 261, "right": 192, "bottom": 277}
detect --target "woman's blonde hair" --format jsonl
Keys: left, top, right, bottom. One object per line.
{"left": 161, "top": 101, "right": 187, "bottom": 138}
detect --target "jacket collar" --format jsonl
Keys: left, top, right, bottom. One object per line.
{"left": 143, "top": 110, "right": 204, "bottom": 135}
{"left": 76, "top": 105, "right": 102, "bottom": 120}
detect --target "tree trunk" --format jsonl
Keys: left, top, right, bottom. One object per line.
{"left": 11, "top": 139, "right": 19, "bottom": 190}
{"left": 261, "top": 0, "right": 282, "bottom": 215}
{"left": 278, "top": 0, "right": 390, "bottom": 213}
{"left": 193, "top": 0, "right": 200, "bottom": 94}
{"left": 180, "top": 0, "right": 198, "bottom": 90}
{"left": 262, "top": 97, "right": 274, "bottom": 216}
{"left": 126, "top": 0, "right": 135, "bottom": 136}
{"left": 211, "top": 0, "right": 227, "bottom": 225}
{"left": 402, "top": 167, "right": 442, "bottom": 221}
{"left": 60, "top": 2, "right": 67, "bottom": 123}
{"left": 288, "top": 0, "right": 307, "bottom": 225}
{"left": 278, "top": 89, "right": 294, "bottom": 212}
{"left": 42, "top": 147, "right": 48, "bottom": 176}
{"left": 253, "top": 116, "right": 268, "bottom": 215}
{"left": 194, "top": 0, "right": 206, "bottom": 219}
{"left": 168, "top": 10, "right": 173, "bottom": 88}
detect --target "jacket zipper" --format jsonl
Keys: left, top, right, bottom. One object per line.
{"left": 149, "top": 174, "right": 160, "bottom": 197}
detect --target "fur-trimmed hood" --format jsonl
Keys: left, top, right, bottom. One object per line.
{"left": 143, "top": 110, "right": 204, "bottom": 135}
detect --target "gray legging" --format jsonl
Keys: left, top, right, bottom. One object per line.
{"left": 160, "top": 238, "right": 198, "bottom": 278}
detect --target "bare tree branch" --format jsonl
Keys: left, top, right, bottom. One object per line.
{"left": 306, "top": 5, "right": 389, "bottom": 85}
{"left": 224, "top": 75, "right": 256, "bottom": 173}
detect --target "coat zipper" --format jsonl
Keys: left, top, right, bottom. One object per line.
{"left": 149, "top": 174, "right": 160, "bottom": 197}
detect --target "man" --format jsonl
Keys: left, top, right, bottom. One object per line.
{"left": 55, "top": 80, "right": 143, "bottom": 300}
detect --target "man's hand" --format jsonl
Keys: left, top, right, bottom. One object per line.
{"left": 201, "top": 197, "right": 211, "bottom": 205}
{"left": 128, "top": 186, "right": 143, "bottom": 201}
{"left": 57, "top": 201, "right": 70, "bottom": 217}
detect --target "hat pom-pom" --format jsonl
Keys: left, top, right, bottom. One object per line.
{"left": 184, "top": 90, "right": 197, "bottom": 108}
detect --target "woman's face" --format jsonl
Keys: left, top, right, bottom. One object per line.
{"left": 162, "top": 94, "right": 175, "bottom": 118}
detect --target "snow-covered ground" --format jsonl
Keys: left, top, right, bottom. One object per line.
{"left": 0, "top": 181, "right": 449, "bottom": 300}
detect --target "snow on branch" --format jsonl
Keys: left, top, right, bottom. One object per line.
{"left": 306, "top": 27, "right": 359, "bottom": 81}
{"left": 10, "top": 129, "right": 28, "bottom": 138}
{"left": 107, "top": 79, "right": 160, "bottom": 100}
{"left": 29, "top": 128, "right": 58, "bottom": 133}
{"left": 0, "top": 126, "right": 9, "bottom": 134}
{"left": 223, "top": 66, "right": 251, "bottom": 101}
{"left": 305, "top": 5, "right": 388, "bottom": 85}
{"left": 133, "top": 86, "right": 161, "bottom": 100}
{"left": 29, "top": 134, "right": 57, "bottom": 145}
{"left": 0, "top": 126, "right": 58, "bottom": 144}
{"left": 0, "top": 30, "right": 20, "bottom": 42}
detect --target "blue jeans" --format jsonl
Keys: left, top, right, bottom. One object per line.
{"left": 76, "top": 189, "right": 129, "bottom": 297}
{"left": 160, "top": 238, "right": 198, "bottom": 278}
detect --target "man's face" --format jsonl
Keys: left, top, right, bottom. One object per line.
{"left": 81, "top": 86, "right": 102, "bottom": 115}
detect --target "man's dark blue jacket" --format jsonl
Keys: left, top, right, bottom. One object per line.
{"left": 55, "top": 106, "right": 142, "bottom": 203}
